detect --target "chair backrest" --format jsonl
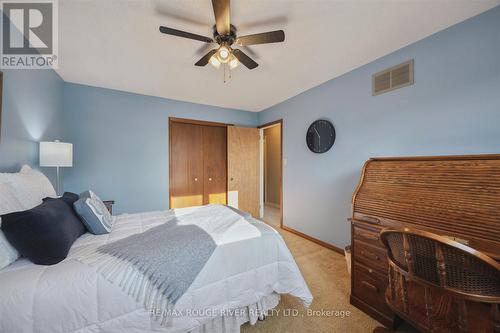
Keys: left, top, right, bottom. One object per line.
{"left": 381, "top": 228, "right": 500, "bottom": 302}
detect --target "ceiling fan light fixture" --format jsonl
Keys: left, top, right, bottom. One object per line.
{"left": 229, "top": 54, "right": 239, "bottom": 69}
{"left": 159, "top": 0, "right": 286, "bottom": 72}
{"left": 209, "top": 54, "right": 221, "bottom": 68}
{"left": 217, "top": 45, "right": 231, "bottom": 63}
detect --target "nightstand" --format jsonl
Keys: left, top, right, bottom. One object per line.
{"left": 103, "top": 200, "right": 115, "bottom": 215}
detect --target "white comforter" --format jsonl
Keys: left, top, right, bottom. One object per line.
{"left": 0, "top": 205, "right": 312, "bottom": 333}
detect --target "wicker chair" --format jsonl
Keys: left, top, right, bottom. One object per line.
{"left": 376, "top": 228, "right": 500, "bottom": 333}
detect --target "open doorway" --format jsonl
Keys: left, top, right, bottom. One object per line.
{"left": 259, "top": 120, "right": 282, "bottom": 228}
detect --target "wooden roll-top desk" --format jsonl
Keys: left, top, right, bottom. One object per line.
{"left": 349, "top": 155, "right": 500, "bottom": 329}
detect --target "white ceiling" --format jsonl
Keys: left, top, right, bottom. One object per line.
{"left": 57, "top": 0, "right": 500, "bottom": 112}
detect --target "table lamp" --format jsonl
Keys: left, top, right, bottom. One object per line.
{"left": 39, "top": 140, "right": 73, "bottom": 196}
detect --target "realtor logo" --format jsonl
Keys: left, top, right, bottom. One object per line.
{"left": 1, "top": 0, "right": 58, "bottom": 69}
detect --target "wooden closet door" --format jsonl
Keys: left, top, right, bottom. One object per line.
{"left": 227, "top": 126, "right": 260, "bottom": 217}
{"left": 202, "top": 126, "right": 227, "bottom": 205}
{"left": 169, "top": 122, "right": 204, "bottom": 208}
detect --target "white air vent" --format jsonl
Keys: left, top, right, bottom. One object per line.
{"left": 372, "top": 60, "right": 414, "bottom": 96}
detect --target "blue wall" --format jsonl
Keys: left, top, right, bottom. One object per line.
{"left": 2, "top": 6, "right": 498, "bottom": 250}
{"left": 62, "top": 84, "right": 258, "bottom": 214}
{"left": 0, "top": 69, "right": 64, "bottom": 183}
{"left": 258, "top": 7, "right": 500, "bottom": 249}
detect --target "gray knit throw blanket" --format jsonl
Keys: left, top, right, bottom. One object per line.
{"left": 78, "top": 217, "right": 217, "bottom": 324}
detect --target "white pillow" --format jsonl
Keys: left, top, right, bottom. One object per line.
{"left": 0, "top": 183, "right": 24, "bottom": 269}
{"left": 0, "top": 165, "right": 57, "bottom": 209}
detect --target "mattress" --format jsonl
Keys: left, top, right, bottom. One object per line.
{"left": 0, "top": 205, "right": 312, "bottom": 333}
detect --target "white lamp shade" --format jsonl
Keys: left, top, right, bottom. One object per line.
{"left": 39, "top": 141, "right": 73, "bottom": 167}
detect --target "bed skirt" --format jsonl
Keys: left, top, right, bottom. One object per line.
{"left": 186, "top": 293, "right": 280, "bottom": 333}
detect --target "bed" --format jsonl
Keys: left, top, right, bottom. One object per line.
{"left": 0, "top": 172, "right": 312, "bottom": 333}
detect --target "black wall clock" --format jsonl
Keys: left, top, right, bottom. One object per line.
{"left": 306, "top": 119, "right": 336, "bottom": 153}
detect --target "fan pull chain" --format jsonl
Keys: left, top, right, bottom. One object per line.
{"left": 223, "top": 63, "right": 232, "bottom": 83}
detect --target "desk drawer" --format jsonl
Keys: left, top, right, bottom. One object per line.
{"left": 353, "top": 263, "right": 391, "bottom": 316}
{"left": 353, "top": 225, "right": 383, "bottom": 248}
{"left": 354, "top": 239, "right": 388, "bottom": 272}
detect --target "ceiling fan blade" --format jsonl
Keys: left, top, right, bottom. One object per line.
{"left": 240, "top": 45, "right": 259, "bottom": 59}
{"left": 238, "top": 16, "right": 288, "bottom": 31}
{"left": 159, "top": 26, "right": 213, "bottom": 43}
{"left": 235, "top": 30, "right": 285, "bottom": 46}
{"left": 195, "top": 43, "right": 215, "bottom": 56}
{"left": 232, "top": 49, "right": 258, "bottom": 70}
{"left": 212, "top": 0, "right": 230, "bottom": 35}
{"left": 195, "top": 49, "right": 217, "bottom": 66}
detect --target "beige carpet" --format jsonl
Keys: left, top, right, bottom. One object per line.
{"left": 241, "top": 225, "right": 417, "bottom": 333}
{"left": 262, "top": 204, "right": 280, "bottom": 227}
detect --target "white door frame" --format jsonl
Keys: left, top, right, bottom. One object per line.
{"left": 259, "top": 131, "right": 265, "bottom": 218}
{"left": 258, "top": 121, "right": 282, "bottom": 224}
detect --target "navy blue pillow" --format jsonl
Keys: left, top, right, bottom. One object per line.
{"left": 1, "top": 198, "right": 85, "bottom": 265}
{"left": 43, "top": 192, "right": 80, "bottom": 208}
{"left": 43, "top": 193, "right": 85, "bottom": 237}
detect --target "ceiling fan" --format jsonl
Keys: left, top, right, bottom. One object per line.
{"left": 159, "top": 0, "right": 285, "bottom": 71}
